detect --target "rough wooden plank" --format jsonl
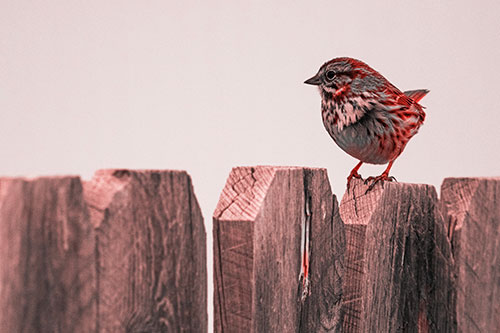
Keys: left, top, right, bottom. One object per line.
{"left": 339, "top": 179, "right": 454, "bottom": 332}
{"left": 0, "top": 177, "right": 96, "bottom": 333}
{"left": 84, "top": 169, "right": 207, "bottom": 332}
{"left": 440, "top": 177, "right": 500, "bottom": 332}
{"left": 213, "top": 166, "right": 344, "bottom": 332}
{"left": 0, "top": 169, "right": 207, "bottom": 332}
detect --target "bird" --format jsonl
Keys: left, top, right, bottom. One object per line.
{"left": 304, "top": 57, "right": 428, "bottom": 190}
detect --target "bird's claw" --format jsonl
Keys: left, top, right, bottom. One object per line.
{"left": 364, "top": 174, "right": 397, "bottom": 193}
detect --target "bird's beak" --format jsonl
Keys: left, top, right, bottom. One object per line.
{"left": 304, "top": 73, "right": 321, "bottom": 85}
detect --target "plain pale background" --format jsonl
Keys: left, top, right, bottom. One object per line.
{"left": 2, "top": 0, "right": 500, "bottom": 330}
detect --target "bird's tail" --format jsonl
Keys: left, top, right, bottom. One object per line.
{"left": 404, "top": 89, "right": 429, "bottom": 103}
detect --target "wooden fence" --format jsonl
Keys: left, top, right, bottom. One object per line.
{"left": 0, "top": 167, "right": 498, "bottom": 332}
{"left": 0, "top": 170, "right": 206, "bottom": 332}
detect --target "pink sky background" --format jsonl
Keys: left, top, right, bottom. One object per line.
{"left": 2, "top": 1, "right": 500, "bottom": 329}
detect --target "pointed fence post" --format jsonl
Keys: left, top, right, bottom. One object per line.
{"left": 339, "top": 179, "right": 455, "bottom": 332}
{"left": 213, "top": 166, "right": 344, "bottom": 332}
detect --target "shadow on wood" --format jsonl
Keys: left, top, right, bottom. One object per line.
{"left": 0, "top": 169, "right": 207, "bottom": 332}
{"left": 213, "top": 166, "right": 344, "bottom": 332}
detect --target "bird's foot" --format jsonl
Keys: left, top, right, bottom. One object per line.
{"left": 363, "top": 174, "right": 397, "bottom": 193}
{"left": 347, "top": 171, "right": 363, "bottom": 191}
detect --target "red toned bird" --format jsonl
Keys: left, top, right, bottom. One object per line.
{"left": 305, "top": 57, "right": 429, "bottom": 190}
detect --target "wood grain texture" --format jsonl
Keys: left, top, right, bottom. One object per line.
{"left": 84, "top": 169, "right": 207, "bottom": 332}
{"left": 213, "top": 166, "right": 344, "bottom": 332}
{"left": 0, "top": 169, "right": 207, "bottom": 333}
{"left": 0, "top": 177, "right": 96, "bottom": 333}
{"left": 340, "top": 179, "right": 454, "bottom": 332}
{"left": 441, "top": 177, "right": 500, "bottom": 332}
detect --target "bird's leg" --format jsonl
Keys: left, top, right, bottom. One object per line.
{"left": 347, "top": 161, "right": 363, "bottom": 190}
{"left": 364, "top": 160, "right": 397, "bottom": 192}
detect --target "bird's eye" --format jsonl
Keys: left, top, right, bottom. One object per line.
{"left": 325, "top": 70, "right": 336, "bottom": 81}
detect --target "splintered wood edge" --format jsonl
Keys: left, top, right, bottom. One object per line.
{"left": 339, "top": 178, "right": 435, "bottom": 225}
{"left": 82, "top": 169, "right": 190, "bottom": 228}
{"left": 213, "top": 166, "right": 327, "bottom": 222}
{"left": 212, "top": 166, "right": 276, "bottom": 221}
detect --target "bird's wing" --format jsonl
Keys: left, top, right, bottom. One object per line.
{"left": 381, "top": 87, "right": 427, "bottom": 123}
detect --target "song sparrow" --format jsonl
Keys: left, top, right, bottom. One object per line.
{"left": 305, "top": 57, "right": 429, "bottom": 190}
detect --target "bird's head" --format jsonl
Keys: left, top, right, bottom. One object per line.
{"left": 304, "top": 57, "right": 383, "bottom": 98}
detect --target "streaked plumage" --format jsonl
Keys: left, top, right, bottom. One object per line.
{"left": 305, "top": 57, "right": 428, "bottom": 189}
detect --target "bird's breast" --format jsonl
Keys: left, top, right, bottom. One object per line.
{"left": 322, "top": 104, "right": 422, "bottom": 164}
{"left": 321, "top": 96, "right": 371, "bottom": 130}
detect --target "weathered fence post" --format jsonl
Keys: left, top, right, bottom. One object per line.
{"left": 339, "top": 179, "right": 455, "bottom": 332}
{"left": 0, "top": 169, "right": 207, "bottom": 332}
{"left": 440, "top": 177, "right": 500, "bottom": 332}
{"left": 213, "top": 166, "right": 344, "bottom": 332}
{"left": 0, "top": 177, "right": 95, "bottom": 332}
